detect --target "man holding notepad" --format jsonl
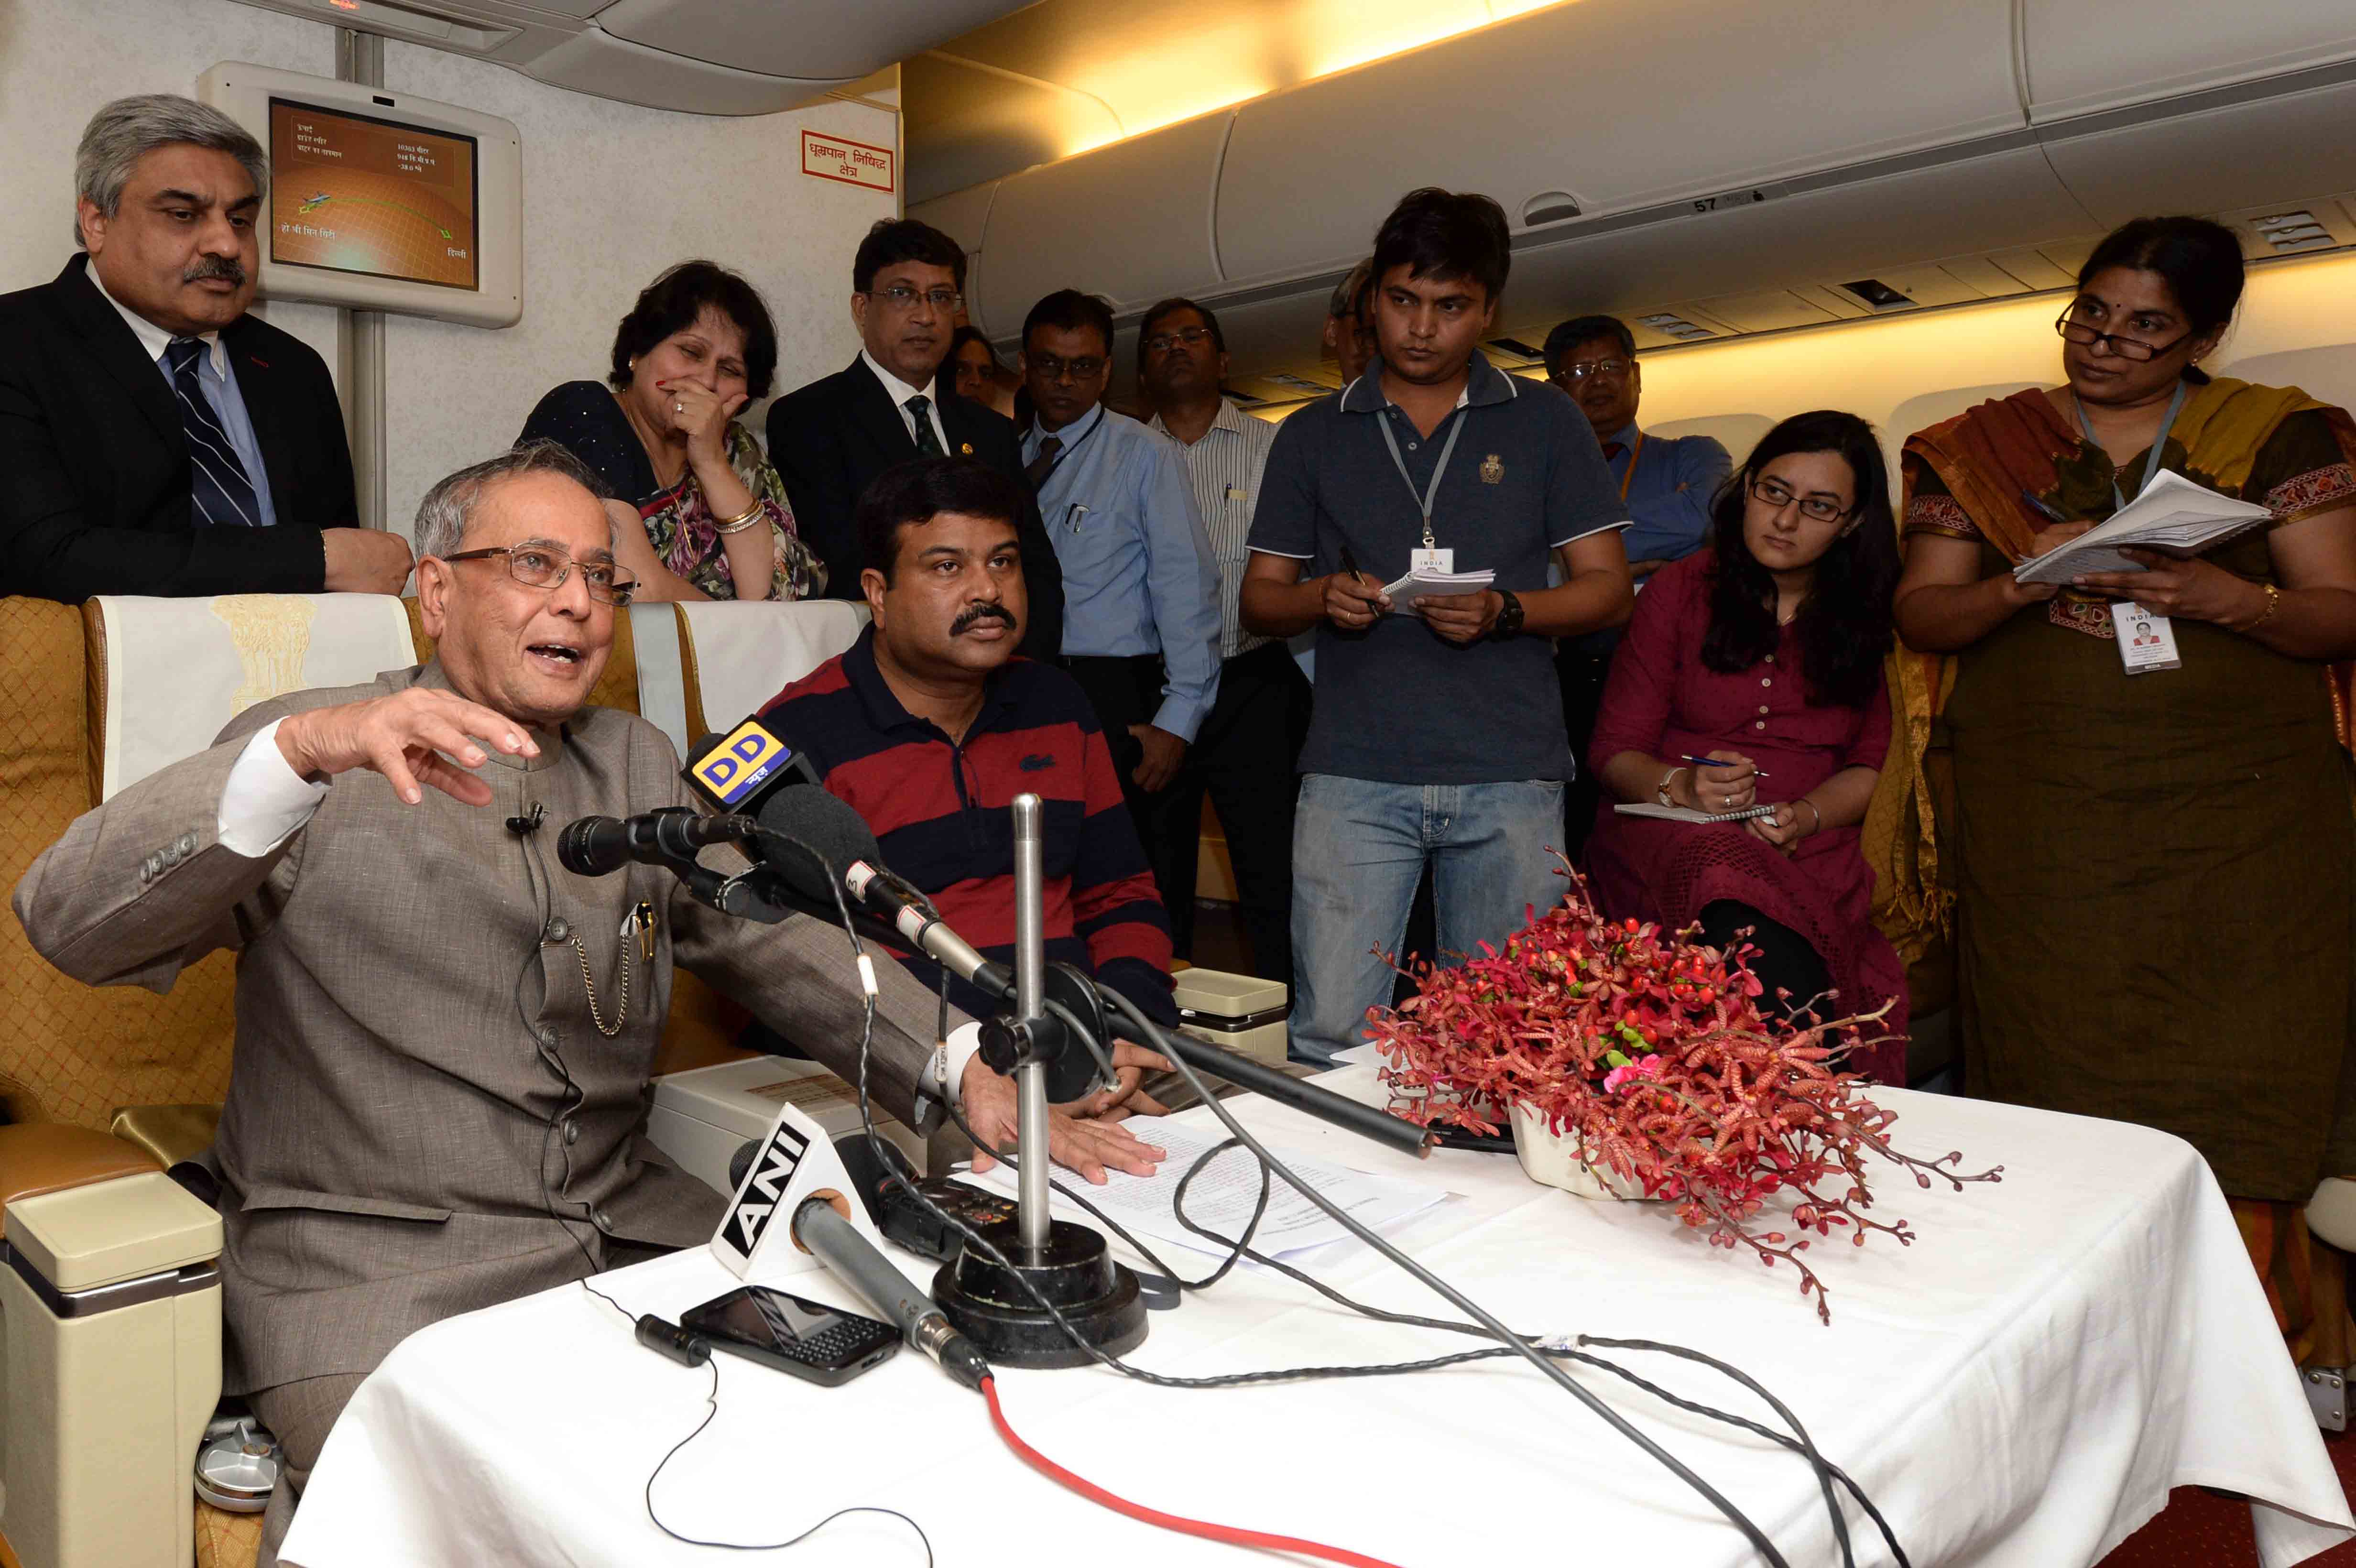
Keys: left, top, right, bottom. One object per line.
{"left": 1240, "top": 188, "right": 1633, "bottom": 1067}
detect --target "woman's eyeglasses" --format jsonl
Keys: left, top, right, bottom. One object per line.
{"left": 2053, "top": 307, "right": 2193, "bottom": 363}
{"left": 442, "top": 545, "right": 638, "bottom": 605}
{"left": 1749, "top": 477, "right": 1852, "bottom": 525}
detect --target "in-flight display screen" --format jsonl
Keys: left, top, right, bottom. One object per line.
{"left": 267, "top": 98, "right": 479, "bottom": 291}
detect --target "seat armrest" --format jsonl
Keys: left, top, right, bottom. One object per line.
{"left": 0, "top": 1125, "right": 162, "bottom": 1242}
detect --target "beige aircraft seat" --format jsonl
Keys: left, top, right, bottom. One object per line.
{"left": 0, "top": 594, "right": 416, "bottom": 1568}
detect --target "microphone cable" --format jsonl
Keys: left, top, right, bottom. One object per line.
{"left": 842, "top": 894, "right": 1900, "bottom": 1567}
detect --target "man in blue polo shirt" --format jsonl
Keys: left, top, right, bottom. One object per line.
{"left": 1241, "top": 187, "right": 1634, "bottom": 1066}
{"left": 1544, "top": 312, "right": 1732, "bottom": 857}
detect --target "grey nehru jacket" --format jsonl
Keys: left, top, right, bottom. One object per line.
{"left": 12, "top": 660, "right": 953, "bottom": 1396}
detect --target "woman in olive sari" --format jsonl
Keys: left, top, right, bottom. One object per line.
{"left": 1892, "top": 217, "right": 2356, "bottom": 1360}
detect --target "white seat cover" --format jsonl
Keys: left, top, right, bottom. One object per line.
{"left": 95, "top": 593, "right": 417, "bottom": 800}
{"left": 644, "top": 600, "right": 870, "bottom": 756}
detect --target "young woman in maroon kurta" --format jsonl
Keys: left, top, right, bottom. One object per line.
{"left": 1586, "top": 411, "right": 1906, "bottom": 1082}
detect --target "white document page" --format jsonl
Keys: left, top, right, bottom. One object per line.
{"left": 968, "top": 1115, "right": 1449, "bottom": 1262}
{"left": 2012, "top": 469, "right": 2272, "bottom": 583}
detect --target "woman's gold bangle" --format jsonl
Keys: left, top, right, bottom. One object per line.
{"left": 2245, "top": 581, "right": 2282, "bottom": 632}
{"left": 712, "top": 499, "right": 767, "bottom": 535}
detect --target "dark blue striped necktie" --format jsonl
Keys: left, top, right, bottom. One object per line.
{"left": 165, "top": 337, "right": 263, "bottom": 527}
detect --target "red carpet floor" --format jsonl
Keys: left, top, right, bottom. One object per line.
{"left": 2096, "top": 1422, "right": 2356, "bottom": 1566}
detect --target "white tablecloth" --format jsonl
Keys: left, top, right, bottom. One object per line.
{"left": 284, "top": 1071, "right": 2354, "bottom": 1568}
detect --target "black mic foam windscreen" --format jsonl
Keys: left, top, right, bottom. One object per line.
{"left": 753, "top": 785, "right": 883, "bottom": 902}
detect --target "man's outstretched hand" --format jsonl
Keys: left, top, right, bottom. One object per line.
{"left": 961, "top": 1041, "right": 1172, "bottom": 1184}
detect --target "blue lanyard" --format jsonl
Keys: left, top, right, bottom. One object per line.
{"left": 1375, "top": 402, "right": 1467, "bottom": 551}
{"left": 2074, "top": 379, "right": 2188, "bottom": 513}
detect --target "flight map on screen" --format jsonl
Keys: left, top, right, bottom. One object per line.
{"left": 268, "top": 98, "right": 479, "bottom": 291}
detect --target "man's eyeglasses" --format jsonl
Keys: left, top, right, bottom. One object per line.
{"left": 1143, "top": 325, "right": 1214, "bottom": 355}
{"left": 1749, "top": 477, "right": 1852, "bottom": 525}
{"left": 1553, "top": 358, "right": 1631, "bottom": 382}
{"left": 1029, "top": 354, "right": 1106, "bottom": 382}
{"left": 442, "top": 545, "right": 637, "bottom": 605}
{"left": 2053, "top": 307, "right": 2192, "bottom": 363}
{"left": 864, "top": 284, "right": 963, "bottom": 313}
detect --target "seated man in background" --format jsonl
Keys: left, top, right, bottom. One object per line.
{"left": 756, "top": 456, "right": 1182, "bottom": 1120}
{"left": 0, "top": 94, "right": 409, "bottom": 603}
{"left": 766, "top": 218, "right": 1062, "bottom": 658}
{"left": 11, "top": 441, "right": 1156, "bottom": 1565}
{"left": 1324, "top": 257, "right": 1377, "bottom": 388}
{"left": 1020, "top": 288, "right": 1223, "bottom": 925}
{"left": 1543, "top": 313, "right": 1731, "bottom": 856}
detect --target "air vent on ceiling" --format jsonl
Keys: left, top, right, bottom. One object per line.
{"left": 1485, "top": 336, "right": 1544, "bottom": 361}
{"left": 1521, "top": 190, "right": 1585, "bottom": 227}
{"left": 1261, "top": 371, "right": 1335, "bottom": 394}
{"left": 1839, "top": 278, "right": 1914, "bottom": 309}
{"left": 2250, "top": 210, "right": 2336, "bottom": 252}
{"left": 1637, "top": 312, "right": 1715, "bottom": 342}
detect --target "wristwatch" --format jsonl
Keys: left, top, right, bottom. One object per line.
{"left": 1489, "top": 588, "right": 1525, "bottom": 640}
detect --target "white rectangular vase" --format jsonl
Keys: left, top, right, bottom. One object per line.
{"left": 1508, "top": 1101, "right": 1654, "bottom": 1200}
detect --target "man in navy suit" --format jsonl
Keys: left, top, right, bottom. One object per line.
{"left": 766, "top": 219, "right": 1062, "bottom": 660}
{"left": 0, "top": 95, "right": 407, "bottom": 603}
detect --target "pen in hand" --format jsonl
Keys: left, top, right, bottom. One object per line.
{"left": 1675, "top": 753, "right": 1769, "bottom": 780}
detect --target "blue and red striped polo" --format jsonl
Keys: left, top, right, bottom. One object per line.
{"left": 755, "top": 626, "right": 1177, "bottom": 1028}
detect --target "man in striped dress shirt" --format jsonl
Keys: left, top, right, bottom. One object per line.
{"left": 1141, "top": 297, "right": 1309, "bottom": 984}
{"left": 756, "top": 456, "right": 1180, "bottom": 1126}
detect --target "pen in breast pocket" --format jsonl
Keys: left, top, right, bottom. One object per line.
{"left": 1065, "top": 503, "right": 1090, "bottom": 531}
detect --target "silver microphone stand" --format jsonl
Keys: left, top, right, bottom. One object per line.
{"left": 931, "top": 792, "right": 1149, "bottom": 1366}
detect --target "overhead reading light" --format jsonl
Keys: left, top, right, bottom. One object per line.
{"left": 1839, "top": 278, "right": 1913, "bottom": 309}
{"left": 1521, "top": 191, "right": 1585, "bottom": 227}
{"left": 2250, "top": 211, "right": 2334, "bottom": 252}
{"left": 1637, "top": 312, "right": 1715, "bottom": 342}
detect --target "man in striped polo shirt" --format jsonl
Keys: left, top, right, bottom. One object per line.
{"left": 756, "top": 457, "right": 1180, "bottom": 1154}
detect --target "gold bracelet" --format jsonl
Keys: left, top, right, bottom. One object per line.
{"left": 711, "top": 499, "right": 767, "bottom": 535}
{"left": 2245, "top": 581, "right": 2282, "bottom": 632}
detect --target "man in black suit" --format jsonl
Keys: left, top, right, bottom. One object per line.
{"left": 766, "top": 219, "right": 1062, "bottom": 659}
{"left": 0, "top": 94, "right": 410, "bottom": 604}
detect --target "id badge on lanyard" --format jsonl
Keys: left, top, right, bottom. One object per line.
{"left": 2076, "top": 381, "right": 2188, "bottom": 673}
{"left": 1378, "top": 405, "right": 1466, "bottom": 577}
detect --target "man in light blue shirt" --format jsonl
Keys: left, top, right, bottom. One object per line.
{"left": 1543, "top": 313, "right": 1732, "bottom": 856}
{"left": 1018, "top": 288, "right": 1222, "bottom": 918}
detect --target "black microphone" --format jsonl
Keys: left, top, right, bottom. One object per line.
{"left": 556, "top": 809, "right": 754, "bottom": 877}
{"left": 754, "top": 788, "right": 999, "bottom": 986}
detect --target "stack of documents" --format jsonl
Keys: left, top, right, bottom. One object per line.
{"left": 1380, "top": 566, "right": 1494, "bottom": 610}
{"left": 968, "top": 1115, "right": 1449, "bottom": 1264}
{"left": 2013, "top": 470, "right": 2273, "bottom": 583}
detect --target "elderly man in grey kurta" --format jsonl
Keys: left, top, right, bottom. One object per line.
{"left": 12, "top": 440, "right": 1164, "bottom": 1562}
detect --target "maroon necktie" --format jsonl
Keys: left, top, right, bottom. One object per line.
{"left": 1601, "top": 441, "right": 1625, "bottom": 462}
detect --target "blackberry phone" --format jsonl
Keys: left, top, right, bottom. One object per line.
{"left": 679, "top": 1286, "right": 901, "bottom": 1387}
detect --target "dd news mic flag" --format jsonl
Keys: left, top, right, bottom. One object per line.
{"left": 710, "top": 1100, "right": 889, "bottom": 1284}
{"left": 682, "top": 714, "right": 822, "bottom": 816}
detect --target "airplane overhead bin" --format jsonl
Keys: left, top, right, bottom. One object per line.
{"left": 221, "top": 0, "right": 1030, "bottom": 113}
{"left": 914, "top": 0, "right": 2356, "bottom": 382}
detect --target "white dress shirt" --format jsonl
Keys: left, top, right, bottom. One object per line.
{"left": 860, "top": 349, "right": 952, "bottom": 456}
{"left": 86, "top": 264, "right": 281, "bottom": 528}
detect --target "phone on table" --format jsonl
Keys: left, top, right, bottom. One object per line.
{"left": 679, "top": 1286, "right": 901, "bottom": 1387}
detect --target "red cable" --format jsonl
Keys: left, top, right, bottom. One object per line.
{"left": 980, "top": 1375, "right": 1409, "bottom": 1568}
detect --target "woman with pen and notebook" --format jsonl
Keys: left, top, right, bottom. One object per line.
{"left": 1586, "top": 411, "right": 1905, "bottom": 1084}
{"left": 1890, "top": 215, "right": 2356, "bottom": 1364}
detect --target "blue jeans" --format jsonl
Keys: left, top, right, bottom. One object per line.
{"left": 1288, "top": 775, "right": 1570, "bottom": 1066}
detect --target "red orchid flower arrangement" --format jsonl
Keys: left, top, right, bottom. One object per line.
{"left": 1367, "top": 864, "right": 2001, "bottom": 1324}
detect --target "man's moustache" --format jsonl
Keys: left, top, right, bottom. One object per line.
{"left": 184, "top": 259, "right": 247, "bottom": 285}
{"left": 951, "top": 603, "right": 1015, "bottom": 634}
